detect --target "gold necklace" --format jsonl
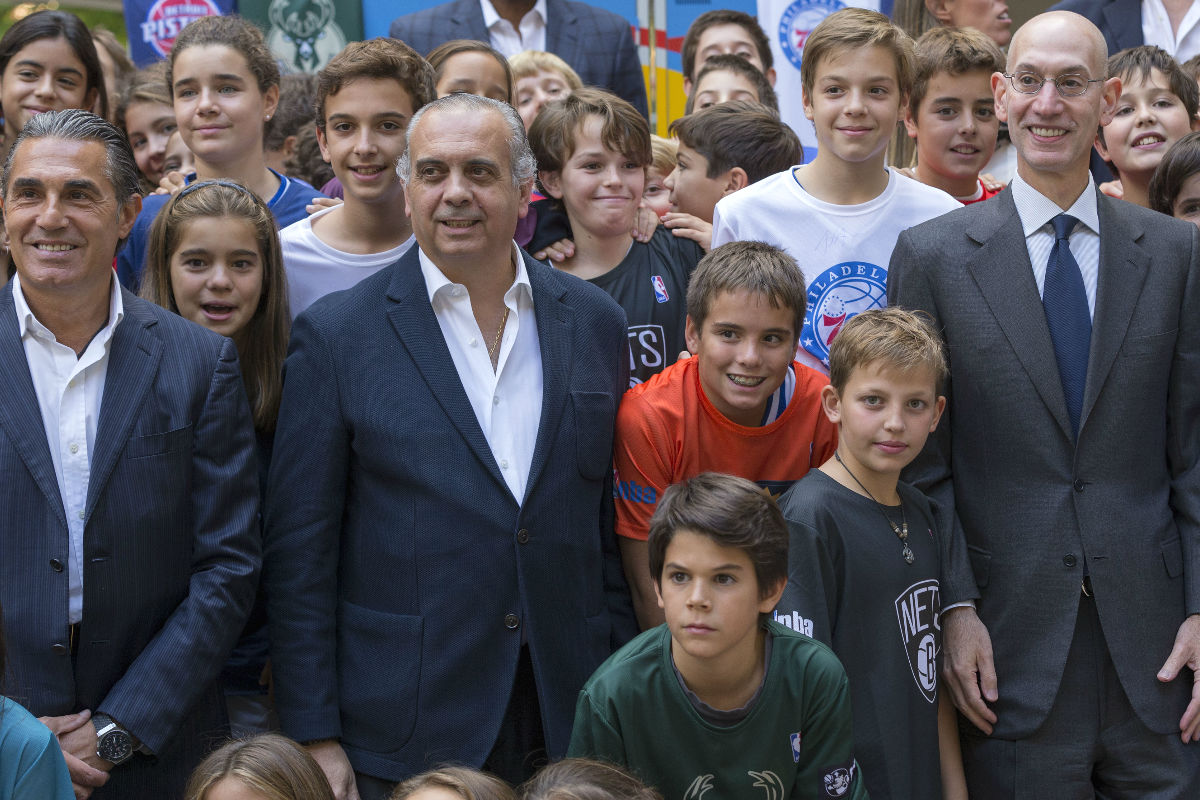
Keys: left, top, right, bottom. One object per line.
{"left": 834, "top": 451, "right": 913, "bottom": 564}
{"left": 487, "top": 306, "right": 510, "bottom": 370}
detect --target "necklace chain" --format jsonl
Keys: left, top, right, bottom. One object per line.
{"left": 487, "top": 306, "right": 510, "bottom": 371}
{"left": 833, "top": 451, "right": 914, "bottom": 564}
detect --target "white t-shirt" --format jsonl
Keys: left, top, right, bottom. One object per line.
{"left": 712, "top": 167, "right": 959, "bottom": 372}
{"left": 280, "top": 204, "right": 416, "bottom": 320}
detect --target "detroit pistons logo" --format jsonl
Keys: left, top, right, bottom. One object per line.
{"left": 140, "top": 0, "right": 220, "bottom": 59}
{"left": 778, "top": 0, "right": 845, "bottom": 70}
{"left": 802, "top": 260, "right": 887, "bottom": 366}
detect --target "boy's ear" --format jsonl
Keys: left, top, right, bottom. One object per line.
{"left": 654, "top": 576, "right": 666, "bottom": 610}
{"left": 539, "top": 169, "right": 564, "bottom": 200}
{"left": 684, "top": 314, "right": 701, "bottom": 355}
{"left": 722, "top": 167, "right": 749, "bottom": 196}
{"left": 819, "top": 383, "right": 842, "bottom": 425}
{"left": 802, "top": 86, "right": 815, "bottom": 122}
{"left": 903, "top": 106, "right": 919, "bottom": 140}
{"left": 765, "top": 66, "right": 777, "bottom": 88}
{"left": 1191, "top": 114, "right": 1200, "bottom": 132}
{"left": 757, "top": 576, "right": 787, "bottom": 614}
{"left": 925, "top": 0, "right": 954, "bottom": 26}
{"left": 1094, "top": 130, "right": 1112, "bottom": 163}
{"left": 929, "top": 395, "right": 947, "bottom": 433}
{"left": 315, "top": 125, "right": 332, "bottom": 164}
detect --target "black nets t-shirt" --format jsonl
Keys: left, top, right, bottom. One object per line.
{"left": 588, "top": 226, "right": 703, "bottom": 387}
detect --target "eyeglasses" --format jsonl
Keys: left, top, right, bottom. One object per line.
{"left": 1004, "top": 72, "right": 1104, "bottom": 97}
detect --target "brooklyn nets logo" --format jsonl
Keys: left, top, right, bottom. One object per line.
{"left": 895, "top": 578, "right": 941, "bottom": 703}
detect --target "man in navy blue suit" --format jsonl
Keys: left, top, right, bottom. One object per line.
{"left": 388, "top": 0, "right": 648, "bottom": 117}
{"left": 0, "top": 110, "right": 260, "bottom": 798}
{"left": 265, "top": 92, "right": 635, "bottom": 800}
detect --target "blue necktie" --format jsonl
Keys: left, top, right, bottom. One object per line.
{"left": 1042, "top": 213, "right": 1091, "bottom": 437}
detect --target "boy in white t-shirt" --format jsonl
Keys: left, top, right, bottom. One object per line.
{"left": 711, "top": 7, "right": 958, "bottom": 374}
{"left": 280, "top": 39, "right": 434, "bottom": 319}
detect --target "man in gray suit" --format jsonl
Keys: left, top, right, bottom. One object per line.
{"left": 889, "top": 11, "right": 1200, "bottom": 795}
{"left": 388, "top": 0, "right": 648, "bottom": 117}
{"left": 0, "top": 110, "right": 260, "bottom": 798}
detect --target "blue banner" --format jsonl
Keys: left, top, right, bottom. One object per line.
{"left": 123, "top": 0, "right": 233, "bottom": 66}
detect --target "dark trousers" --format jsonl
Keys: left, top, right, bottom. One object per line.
{"left": 961, "top": 592, "right": 1200, "bottom": 799}
{"left": 355, "top": 646, "right": 547, "bottom": 800}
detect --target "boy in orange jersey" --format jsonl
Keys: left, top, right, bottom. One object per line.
{"left": 614, "top": 241, "right": 837, "bottom": 629}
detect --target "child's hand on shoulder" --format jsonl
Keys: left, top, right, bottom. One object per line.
{"left": 979, "top": 173, "right": 1005, "bottom": 192}
{"left": 155, "top": 171, "right": 189, "bottom": 196}
{"left": 632, "top": 205, "right": 657, "bottom": 242}
{"left": 534, "top": 238, "right": 575, "bottom": 263}
{"left": 307, "top": 196, "right": 343, "bottom": 215}
{"left": 1099, "top": 178, "right": 1124, "bottom": 199}
{"left": 662, "top": 212, "right": 712, "bottom": 252}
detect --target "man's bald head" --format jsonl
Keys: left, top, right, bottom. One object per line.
{"left": 1007, "top": 11, "right": 1108, "bottom": 78}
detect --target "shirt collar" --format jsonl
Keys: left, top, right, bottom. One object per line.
{"left": 1010, "top": 171, "right": 1100, "bottom": 237}
{"left": 14, "top": 271, "right": 124, "bottom": 343}
{"left": 480, "top": 0, "right": 547, "bottom": 29}
{"left": 419, "top": 242, "right": 533, "bottom": 306}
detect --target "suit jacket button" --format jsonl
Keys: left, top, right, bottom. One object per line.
{"left": 517, "top": 529, "right": 530, "bottom": 544}
{"left": 504, "top": 613, "right": 520, "bottom": 630}
{"left": 1063, "top": 554, "right": 1077, "bottom": 568}
{"left": 49, "top": 558, "right": 63, "bottom": 572}
{"left": 51, "top": 643, "right": 68, "bottom": 656}
{"left": 1073, "top": 479, "right": 1085, "bottom": 492}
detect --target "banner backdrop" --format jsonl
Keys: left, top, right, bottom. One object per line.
{"left": 123, "top": 0, "right": 231, "bottom": 66}
{"left": 759, "top": 0, "right": 888, "bottom": 160}
{"left": 241, "top": 0, "right": 362, "bottom": 74}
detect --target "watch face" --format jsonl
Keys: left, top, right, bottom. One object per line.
{"left": 98, "top": 731, "right": 134, "bottom": 764}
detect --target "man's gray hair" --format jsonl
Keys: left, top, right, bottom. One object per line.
{"left": 2, "top": 109, "right": 142, "bottom": 204}
{"left": 397, "top": 93, "right": 537, "bottom": 187}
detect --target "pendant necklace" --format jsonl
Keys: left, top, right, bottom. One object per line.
{"left": 487, "top": 306, "right": 510, "bottom": 371}
{"left": 833, "top": 451, "right": 914, "bottom": 564}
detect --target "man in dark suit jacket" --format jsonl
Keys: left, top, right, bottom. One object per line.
{"left": 388, "top": 0, "right": 648, "bottom": 117}
{"left": 889, "top": 11, "right": 1200, "bottom": 795}
{"left": 1049, "top": 0, "right": 1143, "bottom": 56}
{"left": 0, "top": 110, "right": 260, "bottom": 798}
{"left": 265, "top": 92, "right": 635, "bottom": 800}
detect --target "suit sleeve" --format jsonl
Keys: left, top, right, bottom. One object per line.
{"left": 888, "top": 230, "right": 978, "bottom": 606}
{"left": 604, "top": 314, "right": 640, "bottom": 646}
{"left": 99, "top": 337, "right": 260, "bottom": 753}
{"left": 263, "top": 310, "right": 351, "bottom": 742}
{"left": 1168, "top": 225, "right": 1200, "bottom": 614}
{"left": 794, "top": 651, "right": 868, "bottom": 800}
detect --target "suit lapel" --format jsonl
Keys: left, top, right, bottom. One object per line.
{"left": 522, "top": 255, "right": 571, "bottom": 505}
{"left": 543, "top": 0, "right": 580, "bottom": 67}
{"left": 1104, "top": 0, "right": 1143, "bottom": 52}
{"left": 1080, "top": 194, "right": 1147, "bottom": 429}
{"left": 0, "top": 282, "right": 67, "bottom": 524}
{"left": 385, "top": 250, "right": 508, "bottom": 487}
{"left": 86, "top": 294, "right": 162, "bottom": 518}
{"left": 964, "top": 191, "right": 1076, "bottom": 440}
{"left": 452, "top": 0, "right": 493, "bottom": 42}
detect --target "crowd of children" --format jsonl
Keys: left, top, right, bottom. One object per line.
{"left": 6, "top": 2, "right": 1200, "bottom": 800}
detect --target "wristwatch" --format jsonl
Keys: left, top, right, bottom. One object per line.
{"left": 92, "top": 713, "right": 135, "bottom": 766}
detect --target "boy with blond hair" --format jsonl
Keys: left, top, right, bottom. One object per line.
{"left": 571, "top": 472, "right": 864, "bottom": 800}
{"left": 778, "top": 308, "right": 965, "bottom": 800}
{"left": 711, "top": 7, "right": 958, "bottom": 374}
{"left": 902, "top": 26, "right": 1005, "bottom": 204}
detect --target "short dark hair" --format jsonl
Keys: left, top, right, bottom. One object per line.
{"left": 685, "top": 53, "right": 778, "bottom": 114}
{"left": 426, "top": 39, "right": 513, "bottom": 103}
{"left": 264, "top": 72, "right": 316, "bottom": 152}
{"left": 686, "top": 241, "right": 806, "bottom": 345}
{"left": 681, "top": 10, "right": 773, "bottom": 83}
{"left": 316, "top": 38, "right": 436, "bottom": 131}
{"left": 1182, "top": 53, "right": 1200, "bottom": 82}
{"left": 3, "top": 108, "right": 141, "bottom": 205}
{"left": 0, "top": 10, "right": 108, "bottom": 121}
{"left": 1108, "top": 45, "right": 1200, "bottom": 121}
{"left": 671, "top": 100, "right": 800, "bottom": 183}
{"left": 648, "top": 472, "right": 788, "bottom": 599}
{"left": 529, "top": 87, "right": 651, "bottom": 176}
{"left": 909, "top": 26, "right": 1005, "bottom": 119}
{"left": 827, "top": 307, "right": 948, "bottom": 394}
{"left": 1149, "top": 130, "right": 1200, "bottom": 215}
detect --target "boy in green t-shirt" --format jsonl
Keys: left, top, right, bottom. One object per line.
{"left": 569, "top": 472, "right": 866, "bottom": 800}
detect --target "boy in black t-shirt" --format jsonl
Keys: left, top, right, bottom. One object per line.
{"left": 776, "top": 308, "right": 963, "bottom": 799}
{"left": 528, "top": 88, "right": 703, "bottom": 386}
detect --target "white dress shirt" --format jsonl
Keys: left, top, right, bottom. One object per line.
{"left": 1143, "top": 0, "right": 1200, "bottom": 62}
{"left": 420, "top": 243, "right": 543, "bottom": 503}
{"left": 14, "top": 274, "right": 124, "bottom": 624}
{"left": 481, "top": 0, "right": 547, "bottom": 57}
{"left": 1010, "top": 172, "right": 1101, "bottom": 320}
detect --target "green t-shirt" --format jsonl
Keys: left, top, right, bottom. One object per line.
{"left": 568, "top": 621, "right": 869, "bottom": 800}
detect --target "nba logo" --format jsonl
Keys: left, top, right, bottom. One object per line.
{"left": 790, "top": 731, "right": 802, "bottom": 762}
{"left": 651, "top": 275, "right": 669, "bottom": 303}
